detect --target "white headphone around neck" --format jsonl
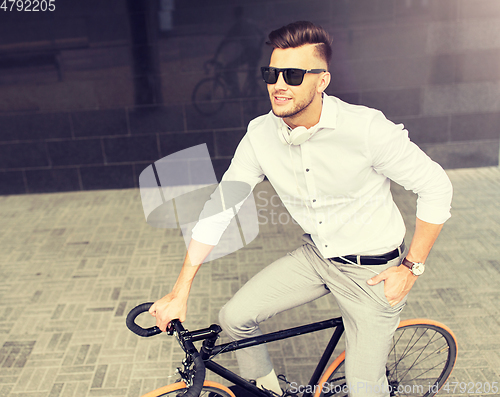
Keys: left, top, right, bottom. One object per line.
{"left": 278, "top": 123, "right": 318, "bottom": 145}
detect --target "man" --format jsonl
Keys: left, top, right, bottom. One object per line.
{"left": 149, "top": 21, "right": 453, "bottom": 397}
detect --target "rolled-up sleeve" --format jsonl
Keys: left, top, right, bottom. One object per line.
{"left": 368, "top": 112, "right": 453, "bottom": 225}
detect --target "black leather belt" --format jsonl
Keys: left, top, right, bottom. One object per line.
{"left": 331, "top": 242, "right": 405, "bottom": 265}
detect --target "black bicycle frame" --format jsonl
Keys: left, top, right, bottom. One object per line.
{"left": 197, "top": 317, "right": 345, "bottom": 397}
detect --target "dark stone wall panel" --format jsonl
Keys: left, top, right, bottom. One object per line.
{"left": 457, "top": 50, "right": 500, "bottom": 84}
{"left": 159, "top": 132, "right": 215, "bottom": 159}
{"left": 80, "top": 165, "right": 135, "bottom": 190}
{"left": 88, "top": 16, "right": 130, "bottom": 44}
{"left": 215, "top": 129, "right": 245, "bottom": 157}
{"left": 26, "top": 168, "right": 81, "bottom": 193}
{"left": 327, "top": 91, "right": 362, "bottom": 107}
{"left": 330, "top": 56, "right": 429, "bottom": 93}
{"left": 103, "top": 135, "right": 159, "bottom": 163}
{"left": 422, "top": 140, "right": 499, "bottom": 169}
{"left": 266, "top": 0, "right": 332, "bottom": 28}
{"left": 242, "top": 98, "right": 271, "bottom": 127}
{"left": 185, "top": 101, "right": 242, "bottom": 131}
{"left": 459, "top": 0, "right": 500, "bottom": 20}
{"left": 450, "top": 112, "right": 500, "bottom": 142}
{"left": 0, "top": 142, "right": 49, "bottom": 169}
{"left": 338, "top": 25, "right": 427, "bottom": 62}
{"left": 393, "top": 116, "right": 450, "bottom": 145}
{"left": 211, "top": 158, "right": 232, "bottom": 182}
{"left": 0, "top": 113, "right": 72, "bottom": 142}
{"left": 47, "top": 140, "right": 104, "bottom": 167}
{"left": 429, "top": 54, "right": 458, "bottom": 85}
{"left": 128, "top": 106, "right": 185, "bottom": 135}
{"left": 0, "top": 171, "right": 26, "bottom": 195}
{"left": 394, "top": 0, "right": 458, "bottom": 22}
{"left": 360, "top": 88, "right": 421, "bottom": 118}
{"left": 72, "top": 109, "right": 128, "bottom": 138}
{"left": 330, "top": 0, "right": 394, "bottom": 27}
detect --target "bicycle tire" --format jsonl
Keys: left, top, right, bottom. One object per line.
{"left": 192, "top": 78, "right": 226, "bottom": 115}
{"left": 315, "top": 319, "right": 457, "bottom": 397}
{"left": 142, "top": 380, "right": 235, "bottom": 397}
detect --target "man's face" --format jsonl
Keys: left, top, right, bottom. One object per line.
{"left": 267, "top": 44, "right": 329, "bottom": 127}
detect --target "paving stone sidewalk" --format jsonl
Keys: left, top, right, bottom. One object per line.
{"left": 0, "top": 167, "right": 499, "bottom": 397}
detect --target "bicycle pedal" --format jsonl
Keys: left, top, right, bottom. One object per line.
{"left": 276, "top": 374, "right": 297, "bottom": 397}
{"left": 258, "top": 385, "right": 285, "bottom": 397}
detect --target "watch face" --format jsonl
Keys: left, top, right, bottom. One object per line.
{"left": 412, "top": 263, "right": 425, "bottom": 276}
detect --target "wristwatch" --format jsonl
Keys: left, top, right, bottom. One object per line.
{"left": 401, "top": 258, "right": 425, "bottom": 276}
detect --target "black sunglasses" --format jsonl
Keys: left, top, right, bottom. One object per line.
{"left": 261, "top": 67, "right": 326, "bottom": 86}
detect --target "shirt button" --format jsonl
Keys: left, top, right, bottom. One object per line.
{"left": 325, "top": 245, "right": 328, "bottom": 248}
{"left": 312, "top": 199, "right": 316, "bottom": 202}
{"left": 306, "top": 168, "right": 310, "bottom": 172}
{"left": 319, "top": 221, "right": 322, "bottom": 224}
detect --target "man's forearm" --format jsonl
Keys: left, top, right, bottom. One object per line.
{"left": 367, "top": 217, "right": 444, "bottom": 306}
{"left": 172, "top": 239, "right": 215, "bottom": 298}
{"left": 149, "top": 239, "right": 215, "bottom": 329}
{"left": 405, "top": 217, "right": 444, "bottom": 263}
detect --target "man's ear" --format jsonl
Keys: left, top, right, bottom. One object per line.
{"left": 317, "top": 71, "right": 331, "bottom": 94}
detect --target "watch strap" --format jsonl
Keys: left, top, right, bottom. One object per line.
{"left": 402, "top": 257, "right": 425, "bottom": 276}
{"left": 402, "top": 257, "right": 414, "bottom": 271}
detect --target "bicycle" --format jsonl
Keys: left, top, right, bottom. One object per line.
{"left": 192, "top": 59, "right": 265, "bottom": 116}
{"left": 127, "top": 302, "right": 457, "bottom": 397}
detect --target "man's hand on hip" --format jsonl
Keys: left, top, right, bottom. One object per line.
{"left": 367, "top": 265, "right": 418, "bottom": 307}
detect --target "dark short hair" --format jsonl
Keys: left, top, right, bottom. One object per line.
{"left": 267, "top": 21, "right": 332, "bottom": 68}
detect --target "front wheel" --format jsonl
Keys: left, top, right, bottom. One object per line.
{"left": 192, "top": 78, "right": 227, "bottom": 115}
{"left": 316, "top": 319, "right": 458, "bottom": 397}
{"left": 142, "top": 381, "right": 235, "bottom": 397}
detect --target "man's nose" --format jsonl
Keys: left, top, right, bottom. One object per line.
{"left": 274, "top": 71, "right": 288, "bottom": 89}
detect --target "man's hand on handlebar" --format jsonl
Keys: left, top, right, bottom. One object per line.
{"left": 126, "top": 303, "right": 207, "bottom": 397}
{"left": 148, "top": 240, "right": 213, "bottom": 332}
{"left": 149, "top": 293, "right": 188, "bottom": 332}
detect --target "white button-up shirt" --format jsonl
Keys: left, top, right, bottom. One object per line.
{"left": 192, "top": 94, "right": 453, "bottom": 258}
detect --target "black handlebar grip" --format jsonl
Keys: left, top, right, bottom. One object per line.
{"left": 126, "top": 302, "right": 162, "bottom": 337}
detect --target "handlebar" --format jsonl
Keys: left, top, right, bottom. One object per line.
{"left": 125, "top": 302, "right": 162, "bottom": 337}
{"left": 203, "top": 58, "right": 224, "bottom": 74}
{"left": 126, "top": 303, "right": 206, "bottom": 397}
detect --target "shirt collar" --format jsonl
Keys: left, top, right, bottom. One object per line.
{"left": 316, "top": 93, "right": 337, "bottom": 130}
{"left": 271, "top": 93, "right": 338, "bottom": 131}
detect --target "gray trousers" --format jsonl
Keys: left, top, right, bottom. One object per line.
{"left": 219, "top": 235, "right": 407, "bottom": 397}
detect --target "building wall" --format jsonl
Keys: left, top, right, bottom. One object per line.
{"left": 0, "top": 0, "right": 499, "bottom": 195}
